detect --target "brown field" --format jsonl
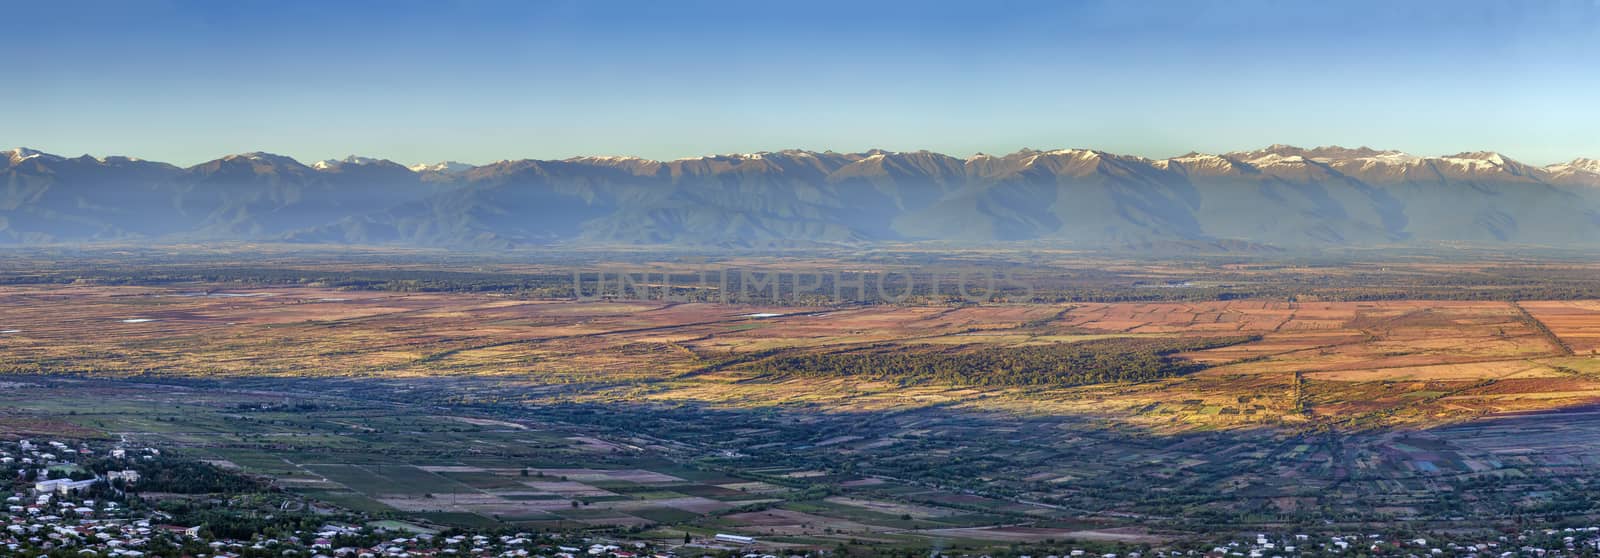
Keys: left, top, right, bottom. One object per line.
{"left": 3, "top": 283, "right": 1600, "bottom": 430}
{"left": 1520, "top": 301, "right": 1600, "bottom": 353}
{"left": 15, "top": 252, "right": 1600, "bottom": 540}
{"left": 721, "top": 508, "right": 878, "bottom": 536}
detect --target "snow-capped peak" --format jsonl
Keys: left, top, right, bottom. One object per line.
{"left": 1226, "top": 145, "right": 1421, "bottom": 166}
{"left": 1226, "top": 144, "right": 1306, "bottom": 161}
{"left": 1446, "top": 151, "right": 1508, "bottom": 165}
{"left": 1159, "top": 152, "right": 1237, "bottom": 172}
{"left": 1544, "top": 158, "right": 1600, "bottom": 177}
{"left": 1559, "top": 158, "right": 1600, "bottom": 173}
{"left": 6, "top": 147, "right": 62, "bottom": 166}
{"left": 564, "top": 155, "right": 649, "bottom": 164}
{"left": 1245, "top": 153, "right": 1309, "bottom": 167}
{"left": 1358, "top": 150, "right": 1423, "bottom": 165}
{"left": 670, "top": 152, "right": 775, "bottom": 162}
{"left": 313, "top": 155, "right": 391, "bottom": 170}
{"left": 1042, "top": 148, "right": 1111, "bottom": 159}
{"left": 222, "top": 152, "right": 304, "bottom": 167}
{"left": 1309, "top": 150, "right": 1426, "bottom": 175}
{"left": 1437, "top": 151, "right": 1519, "bottom": 172}
{"left": 407, "top": 161, "right": 475, "bottom": 174}
{"left": 1222, "top": 145, "right": 1431, "bottom": 170}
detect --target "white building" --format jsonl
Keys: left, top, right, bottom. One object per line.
{"left": 713, "top": 534, "right": 754, "bottom": 545}
{"left": 35, "top": 478, "right": 98, "bottom": 494}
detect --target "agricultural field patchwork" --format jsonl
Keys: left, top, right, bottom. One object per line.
{"left": 0, "top": 380, "right": 1134, "bottom": 548}
{"left": 9, "top": 260, "right": 1600, "bottom": 536}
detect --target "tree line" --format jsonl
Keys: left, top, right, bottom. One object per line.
{"left": 754, "top": 336, "right": 1259, "bottom": 387}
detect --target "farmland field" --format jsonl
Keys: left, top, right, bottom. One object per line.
{"left": 10, "top": 251, "right": 1600, "bottom": 545}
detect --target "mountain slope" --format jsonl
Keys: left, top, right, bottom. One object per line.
{"left": 5, "top": 145, "right": 1600, "bottom": 250}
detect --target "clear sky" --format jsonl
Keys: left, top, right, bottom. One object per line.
{"left": 5, "top": 0, "right": 1599, "bottom": 166}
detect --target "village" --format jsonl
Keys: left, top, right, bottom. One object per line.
{"left": 7, "top": 437, "right": 1600, "bottom": 558}
{"left": 0, "top": 438, "right": 702, "bottom": 558}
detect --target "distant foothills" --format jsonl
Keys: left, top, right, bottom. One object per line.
{"left": 5, "top": 145, "right": 1600, "bottom": 250}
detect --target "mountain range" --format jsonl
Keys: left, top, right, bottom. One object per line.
{"left": 5, "top": 145, "right": 1600, "bottom": 250}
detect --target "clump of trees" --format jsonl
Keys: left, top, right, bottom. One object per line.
{"left": 128, "top": 458, "right": 265, "bottom": 494}
{"left": 756, "top": 336, "right": 1259, "bottom": 387}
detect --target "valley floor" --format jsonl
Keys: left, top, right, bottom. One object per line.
{"left": 6, "top": 279, "right": 1600, "bottom": 540}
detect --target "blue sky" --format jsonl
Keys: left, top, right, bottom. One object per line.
{"left": 4, "top": 0, "right": 1598, "bottom": 166}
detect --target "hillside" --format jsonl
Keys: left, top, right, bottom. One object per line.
{"left": 5, "top": 145, "right": 1600, "bottom": 249}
